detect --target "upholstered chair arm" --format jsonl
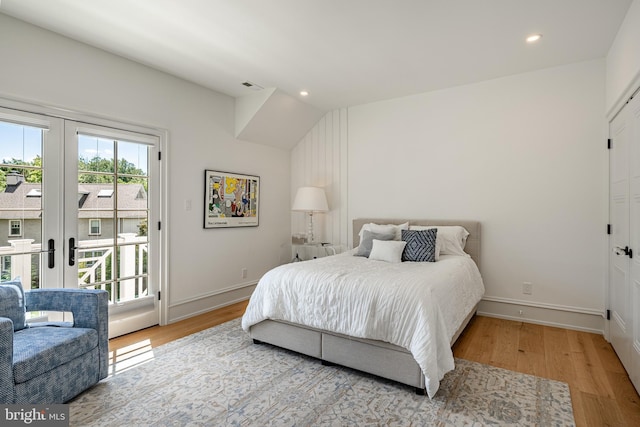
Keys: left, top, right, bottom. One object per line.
{"left": 25, "top": 289, "right": 109, "bottom": 380}
{"left": 25, "top": 289, "right": 107, "bottom": 329}
{"left": 0, "top": 318, "right": 15, "bottom": 403}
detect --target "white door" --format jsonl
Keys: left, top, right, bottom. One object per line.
{"left": 0, "top": 107, "right": 64, "bottom": 289}
{"left": 609, "top": 92, "right": 640, "bottom": 393}
{"left": 629, "top": 93, "right": 640, "bottom": 392}
{"left": 0, "top": 106, "right": 161, "bottom": 338}
{"left": 64, "top": 121, "right": 161, "bottom": 338}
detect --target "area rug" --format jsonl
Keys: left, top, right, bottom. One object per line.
{"left": 70, "top": 319, "right": 575, "bottom": 426}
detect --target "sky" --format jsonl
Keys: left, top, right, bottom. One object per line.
{"left": 0, "top": 121, "right": 148, "bottom": 174}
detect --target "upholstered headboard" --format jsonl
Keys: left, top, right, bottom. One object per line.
{"left": 352, "top": 218, "right": 481, "bottom": 270}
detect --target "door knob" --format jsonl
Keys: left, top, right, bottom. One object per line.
{"left": 69, "top": 237, "right": 79, "bottom": 266}
{"left": 47, "top": 239, "right": 55, "bottom": 269}
{"left": 614, "top": 246, "right": 633, "bottom": 258}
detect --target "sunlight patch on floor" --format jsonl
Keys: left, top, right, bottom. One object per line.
{"left": 108, "top": 339, "right": 154, "bottom": 376}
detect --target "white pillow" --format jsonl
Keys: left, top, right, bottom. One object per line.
{"left": 409, "top": 225, "right": 469, "bottom": 258}
{"left": 369, "top": 239, "right": 406, "bottom": 263}
{"left": 358, "top": 222, "right": 409, "bottom": 241}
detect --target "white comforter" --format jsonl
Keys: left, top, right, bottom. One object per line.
{"left": 241, "top": 251, "right": 484, "bottom": 398}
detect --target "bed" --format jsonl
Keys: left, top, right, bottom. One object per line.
{"left": 241, "top": 219, "right": 484, "bottom": 398}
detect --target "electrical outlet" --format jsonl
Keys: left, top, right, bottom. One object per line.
{"left": 241, "top": 268, "right": 248, "bottom": 279}
{"left": 523, "top": 282, "right": 533, "bottom": 295}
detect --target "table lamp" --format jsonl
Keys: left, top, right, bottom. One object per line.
{"left": 292, "top": 186, "right": 328, "bottom": 244}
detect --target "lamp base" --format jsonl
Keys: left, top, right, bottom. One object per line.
{"left": 306, "top": 211, "right": 315, "bottom": 244}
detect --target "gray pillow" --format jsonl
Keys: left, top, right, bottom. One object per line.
{"left": 355, "top": 230, "right": 396, "bottom": 257}
{"left": 0, "top": 277, "right": 27, "bottom": 331}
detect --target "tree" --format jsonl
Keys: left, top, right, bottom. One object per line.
{"left": 138, "top": 218, "right": 148, "bottom": 237}
{"left": 78, "top": 156, "right": 146, "bottom": 188}
{"left": 0, "top": 155, "right": 147, "bottom": 198}
{"left": 0, "top": 156, "right": 42, "bottom": 191}
{"left": 29, "top": 156, "right": 42, "bottom": 183}
{"left": 0, "top": 156, "right": 145, "bottom": 191}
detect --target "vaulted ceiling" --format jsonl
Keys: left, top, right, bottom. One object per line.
{"left": 0, "top": 0, "right": 632, "bottom": 148}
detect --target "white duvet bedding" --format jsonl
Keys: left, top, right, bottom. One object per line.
{"left": 241, "top": 251, "right": 484, "bottom": 398}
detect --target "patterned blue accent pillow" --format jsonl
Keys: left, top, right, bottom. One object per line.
{"left": 401, "top": 229, "right": 437, "bottom": 262}
{"left": 0, "top": 277, "right": 27, "bottom": 331}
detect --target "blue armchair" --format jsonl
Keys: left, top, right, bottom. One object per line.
{"left": 0, "top": 278, "right": 108, "bottom": 403}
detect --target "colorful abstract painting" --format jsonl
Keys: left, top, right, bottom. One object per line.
{"left": 204, "top": 170, "right": 259, "bottom": 228}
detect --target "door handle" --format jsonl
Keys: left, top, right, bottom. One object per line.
{"left": 47, "top": 239, "right": 55, "bottom": 269}
{"left": 69, "top": 237, "right": 78, "bottom": 266}
{"left": 614, "top": 246, "right": 633, "bottom": 258}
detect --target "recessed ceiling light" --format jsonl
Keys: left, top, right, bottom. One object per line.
{"left": 300, "top": 91, "right": 309, "bottom": 97}
{"left": 526, "top": 34, "right": 542, "bottom": 43}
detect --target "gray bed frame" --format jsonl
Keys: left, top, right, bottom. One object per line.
{"left": 249, "top": 219, "right": 481, "bottom": 394}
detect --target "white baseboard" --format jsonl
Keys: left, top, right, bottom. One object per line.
{"left": 478, "top": 297, "right": 605, "bottom": 334}
{"left": 166, "top": 287, "right": 605, "bottom": 334}
{"left": 167, "top": 282, "right": 257, "bottom": 323}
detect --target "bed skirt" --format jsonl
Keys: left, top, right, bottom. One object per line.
{"left": 249, "top": 304, "right": 477, "bottom": 394}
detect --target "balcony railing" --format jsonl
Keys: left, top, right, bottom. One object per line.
{"left": 0, "top": 234, "right": 148, "bottom": 305}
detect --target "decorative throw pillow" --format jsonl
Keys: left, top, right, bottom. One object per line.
{"left": 358, "top": 222, "right": 409, "bottom": 241}
{"left": 409, "top": 225, "right": 470, "bottom": 258}
{"left": 369, "top": 240, "right": 406, "bottom": 263}
{"left": 402, "top": 229, "right": 437, "bottom": 262}
{"left": 0, "top": 277, "right": 27, "bottom": 331}
{"left": 355, "top": 230, "right": 396, "bottom": 257}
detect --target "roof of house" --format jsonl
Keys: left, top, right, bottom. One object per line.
{"left": 0, "top": 182, "right": 42, "bottom": 219}
{"left": 77, "top": 183, "right": 147, "bottom": 219}
{"left": 0, "top": 182, "right": 148, "bottom": 220}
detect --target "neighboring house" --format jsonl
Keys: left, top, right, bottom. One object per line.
{"left": 77, "top": 182, "right": 148, "bottom": 240}
{"left": 0, "top": 173, "right": 147, "bottom": 247}
{"left": 0, "top": 173, "right": 43, "bottom": 246}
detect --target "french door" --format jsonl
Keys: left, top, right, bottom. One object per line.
{"left": 0, "top": 107, "right": 161, "bottom": 338}
{"left": 608, "top": 91, "right": 640, "bottom": 394}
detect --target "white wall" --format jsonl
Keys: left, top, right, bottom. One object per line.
{"left": 347, "top": 60, "right": 606, "bottom": 330}
{"left": 606, "top": 0, "right": 640, "bottom": 115}
{"left": 293, "top": 59, "right": 607, "bottom": 331}
{"left": 0, "top": 14, "right": 292, "bottom": 322}
{"left": 291, "top": 109, "right": 349, "bottom": 248}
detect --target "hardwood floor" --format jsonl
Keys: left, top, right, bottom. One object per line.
{"left": 109, "top": 302, "right": 640, "bottom": 426}
{"left": 107, "top": 301, "right": 249, "bottom": 375}
{"left": 453, "top": 315, "right": 640, "bottom": 427}
{"left": 109, "top": 300, "right": 248, "bottom": 351}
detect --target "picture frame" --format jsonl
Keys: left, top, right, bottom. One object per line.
{"left": 204, "top": 170, "right": 259, "bottom": 228}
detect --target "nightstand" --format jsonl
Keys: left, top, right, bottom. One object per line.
{"left": 291, "top": 243, "right": 341, "bottom": 262}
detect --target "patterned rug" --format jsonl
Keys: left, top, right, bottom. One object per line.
{"left": 70, "top": 319, "right": 575, "bottom": 426}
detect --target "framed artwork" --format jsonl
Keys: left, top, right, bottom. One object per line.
{"left": 204, "top": 170, "right": 259, "bottom": 228}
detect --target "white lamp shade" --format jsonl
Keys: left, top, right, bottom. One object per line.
{"left": 292, "top": 187, "right": 329, "bottom": 212}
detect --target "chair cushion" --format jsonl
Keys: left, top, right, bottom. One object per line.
{"left": 12, "top": 326, "right": 98, "bottom": 384}
{"left": 0, "top": 277, "right": 27, "bottom": 331}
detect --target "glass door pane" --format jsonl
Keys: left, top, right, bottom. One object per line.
{"left": 76, "top": 135, "right": 116, "bottom": 297}
{"left": 114, "top": 140, "right": 149, "bottom": 305}
{"left": 0, "top": 114, "right": 54, "bottom": 290}
{"left": 76, "top": 134, "right": 150, "bottom": 305}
